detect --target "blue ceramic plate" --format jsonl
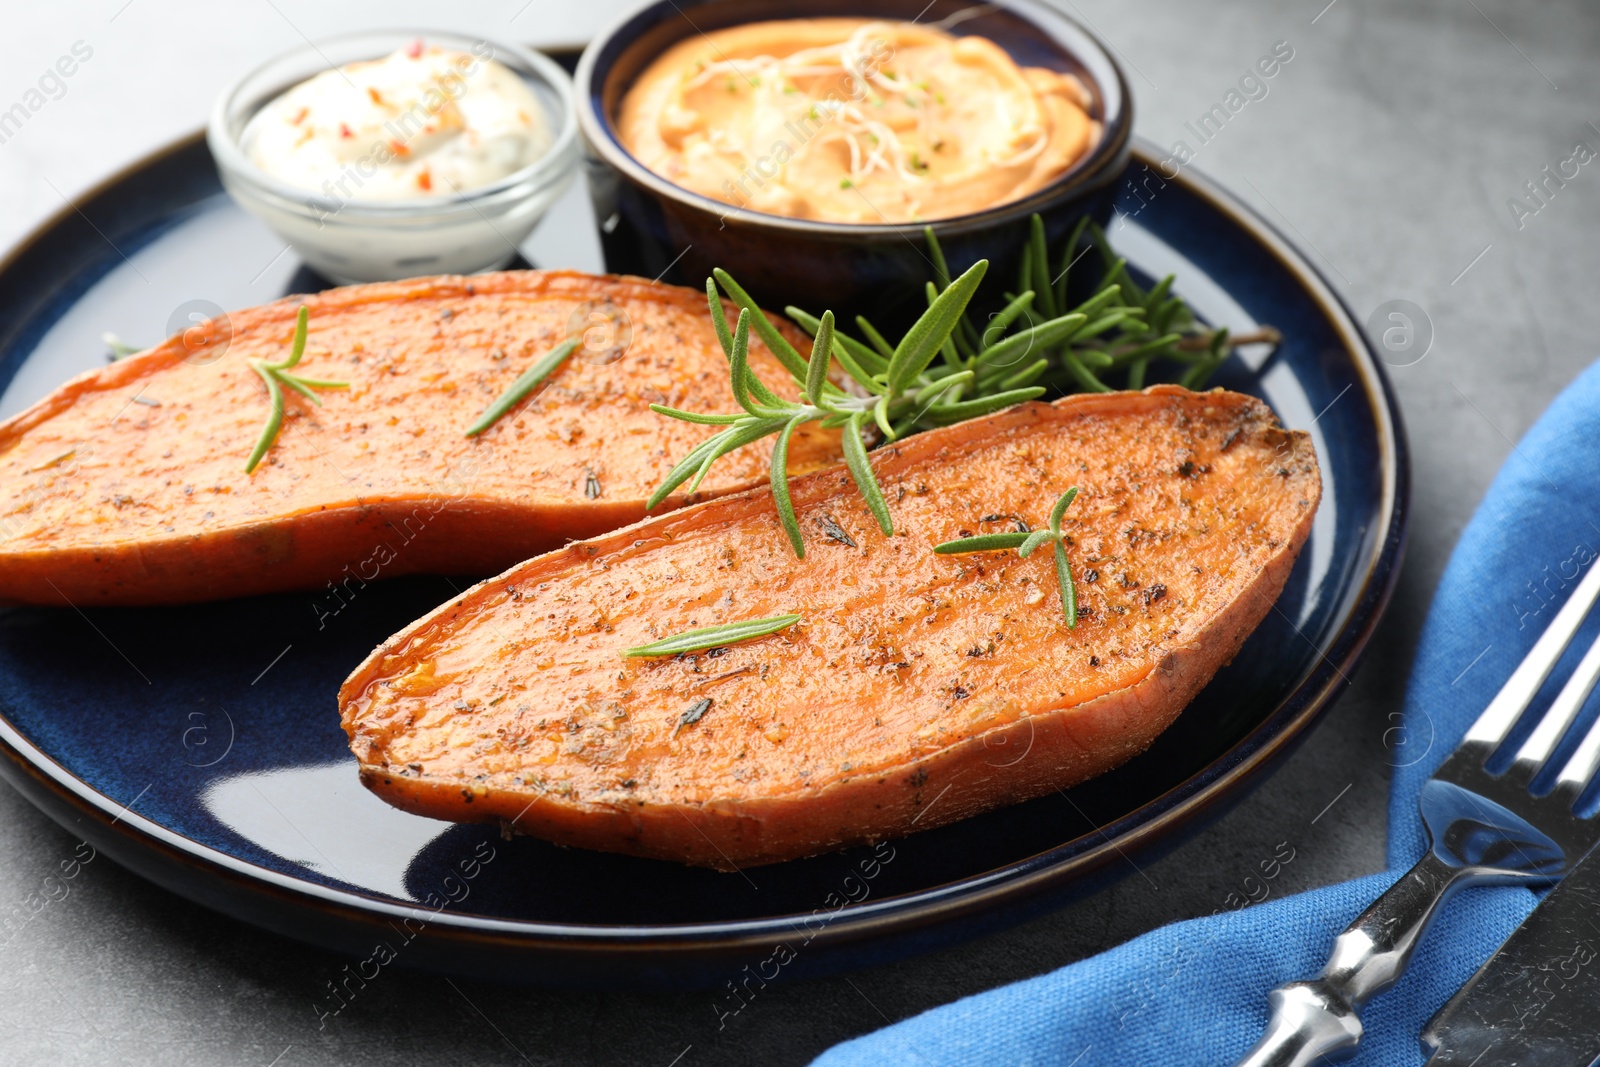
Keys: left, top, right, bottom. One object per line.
{"left": 0, "top": 127, "right": 1406, "bottom": 986}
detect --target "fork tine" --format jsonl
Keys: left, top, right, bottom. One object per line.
{"left": 1514, "top": 627, "right": 1600, "bottom": 770}
{"left": 1466, "top": 559, "right": 1600, "bottom": 748}
{"left": 1557, "top": 697, "right": 1600, "bottom": 792}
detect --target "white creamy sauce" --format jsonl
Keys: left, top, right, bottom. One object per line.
{"left": 244, "top": 43, "right": 551, "bottom": 200}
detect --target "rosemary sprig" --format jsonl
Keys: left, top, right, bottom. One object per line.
{"left": 648, "top": 269, "right": 1051, "bottom": 556}
{"left": 912, "top": 214, "right": 1275, "bottom": 396}
{"left": 827, "top": 213, "right": 1273, "bottom": 404}
{"left": 624, "top": 614, "right": 802, "bottom": 657}
{"left": 647, "top": 213, "right": 1277, "bottom": 559}
{"left": 244, "top": 306, "right": 349, "bottom": 473}
{"left": 465, "top": 338, "right": 579, "bottom": 437}
{"left": 935, "top": 487, "right": 1080, "bottom": 627}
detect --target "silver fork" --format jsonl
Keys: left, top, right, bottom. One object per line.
{"left": 1235, "top": 558, "right": 1600, "bottom": 1067}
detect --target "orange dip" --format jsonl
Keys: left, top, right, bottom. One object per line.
{"left": 617, "top": 18, "right": 1099, "bottom": 224}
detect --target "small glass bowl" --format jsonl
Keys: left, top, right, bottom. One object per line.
{"left": 208, "top": 29, "right": 579, "bottom": 285}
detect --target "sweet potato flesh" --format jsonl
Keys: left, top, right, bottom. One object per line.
{"left": 0, "top": 271, "right": 838, "bottom": 604}
{"left": 341, "top": 388, "right": 1320, "bottom": 868}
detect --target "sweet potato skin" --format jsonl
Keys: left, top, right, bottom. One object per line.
{"left": 340, "top": 387, "right": 1321, "bottom": 869}
{"left": 0, "top": 271, "right": 837, "bottom": 605}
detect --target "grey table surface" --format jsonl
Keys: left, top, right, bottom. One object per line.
{"left": 1, "top": 0, "right": 1595, "bottom": 1064}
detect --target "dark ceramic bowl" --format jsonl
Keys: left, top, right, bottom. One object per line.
{"left": 574, "top": 0, "right": 1133, "bottom": 326}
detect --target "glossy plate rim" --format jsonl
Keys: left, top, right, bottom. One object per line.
{"left": 0, "top": 132, "right": 1409, "bottom": 965}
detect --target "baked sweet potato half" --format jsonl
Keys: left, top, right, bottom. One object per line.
{"left": 0, "top": 271, "right": 838, "bottom": 605}
{"left": 340, "top": 386, "right": 1320, "bottom": 868}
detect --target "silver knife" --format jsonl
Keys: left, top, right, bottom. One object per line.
{"left": 1423, "top": 843, "right": 1600, "bottom": 1066}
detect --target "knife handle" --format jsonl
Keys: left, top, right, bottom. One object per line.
{"left": 1234, "top": 851, "right": 1466, "bottom": 1067}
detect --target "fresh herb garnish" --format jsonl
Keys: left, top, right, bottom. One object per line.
{"left": 624, "top": 614, "right": 802, "bottom": 657}
{"left": 674, "top": 697, "right": 713, "bottom": 736}
{"left": 25, "top": 449, "right": 76, "bottom": 474}
{"left": 102, "top": 333, "right": 142, "bottom": 361}
{"left": 918, "top": 214, "right": 1278, "bottom": 395}
{"left": 647, "top": 212, "right": 1276, "bottom": 558}
{"left": 244, "top": 306, "right": 349, "bottom": 473}
{"left": 936, "top": 487, "right": 1080, "bottom": 627}
{"left": 647, "top": 268, "right": 1049, "bottom": 556}
{"left": 465, "top": 338, "right": 579, "bottom": 437}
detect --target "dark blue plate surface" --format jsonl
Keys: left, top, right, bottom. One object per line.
{"left": 0, "top": 127, "right": 1406, "bottom": 986}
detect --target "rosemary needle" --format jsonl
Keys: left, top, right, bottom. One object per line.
{"left": 102, "top": 333, "right": 142, "bottom": 361}
{"left": 932, "top": 531, "right": 1029, "bottom": 554}
{"left": 465, "top": 337, "right": 580, "bottom": 437}
{"left": 624, "top": 614, "right": 801, "bottom": 657}
{"left": 1053, "top": 540, "right": 1077, "bottom": 626}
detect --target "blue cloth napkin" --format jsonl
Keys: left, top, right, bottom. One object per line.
{"left": 815, "top": 363, "right": 1600, "bottom": 1065}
